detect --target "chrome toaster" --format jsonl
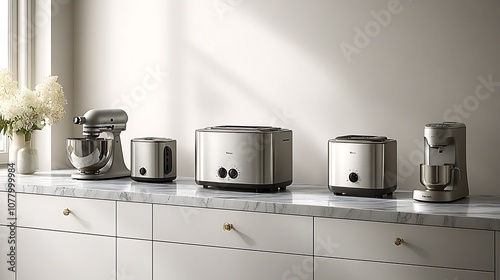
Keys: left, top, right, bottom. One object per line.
{"left": 195, "top": 125, "right": 293, "bottom": 191}
{"left": 328, "top": 135, "right": 397, "bottom": 197}
{"left": 131, "top": 137, "right": 176, "bottom": 183}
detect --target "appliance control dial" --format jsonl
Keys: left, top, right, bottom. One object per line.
{"left": 348, "top": 172, "right": 359, "bottom": 183}
{"left": 228, "top": 168, "right": 238, "bottom": 179}
{"left": 218, "top": 167, "right": 227, "bottom": 178}
{"left": 139, "top": 167, "right": 147, "bottom": 176}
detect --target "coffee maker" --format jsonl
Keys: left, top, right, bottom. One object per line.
{"left": 413, "top": 122, "right": 469, "bottom": 202}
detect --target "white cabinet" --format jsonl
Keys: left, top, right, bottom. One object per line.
{"left": 0, "top": 225, "right": 15, "bottom": 280}
{"left": 117, "top": 201, "right": 152, "bottom": 280}
{"left": 153, "top": 204, "right": 313, "bottom": 255}
{"left": 117, "top": 201, "right": 152, "bottom": 239}
{"left": 496, "top": 232, "right": 500, "bottom": 280}
{"left": 315, "top": 218, "right": 495, "bottom": 279}
{"left": 17, "top": 227, "right": 115, "bottom": 280}
{"left": 154, "top": 241, "right": 313, "bottom": 280}
{"left": 315, "top": 257, "right": 494, "bottom": 280}
{"left": 153, "top": 204, "right": 314, "bottom": 280}
{"left": 0, "top": 191, "right": 10, "bottom": 225}
{"left": 117, "top": 238, "right": 152, "bottom": 280}
{"left": 0, "top": 188, "right": 16, "bottom": 276}
{"left": 15, "top": 194, "right": 116, "bottom": 280}
{"left": 17, "top": 194, "right": 115, "bottom": 236}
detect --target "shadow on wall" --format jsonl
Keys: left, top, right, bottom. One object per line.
{"left": 164, "top": 0, "right": 331, "bottom": 183}
{"left": 134, "top": 0, "right": 500, "bottom": 190}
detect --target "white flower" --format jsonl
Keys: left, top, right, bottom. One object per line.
{"left": 37, "top": 75, "right": 66, "bottom": 125}
{"left": 0, "top": 69, "right": 67, "bottom": 136}
{"left": 0, "top": 69, "right": 18, "bottom": 99}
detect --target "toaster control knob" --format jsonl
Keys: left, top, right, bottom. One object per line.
{"left": 139, "top": 167, "right": 147, "bottom": 176}
{"left": 228, "top": 169, "right": 238, "bottom": 179}
{"left": 218, "top": 167, "right": 227, "bottom": 178}
{"left": 348, "top": 172, "right": 359, "bottom": 183}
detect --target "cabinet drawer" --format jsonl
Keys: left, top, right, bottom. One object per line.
{"left": 315, "top": 257, "right": 494, "bottom": 280}
{"left": 117, "top": 201, "right": 152, "bottom": 239}
{"left": 0, "top": 225, "right": 15, "bottom": 280}
{"left": 315, "top": 218, "right": 494, "bottom": 271}
{"left": 154, "top": 242, "right": 313, "bottom": 280}
{"left": 17, "top": 228, "right": 116, "bottom": 280}
{"left": 17, "top": 194, "right": 115, "bottom": 236}
{"left": 118, "top": 238, "right": 152, "bottom": 280}
{"left": 496, "top": 232, "right": 500, "bottom": 280}
{"left": 0, "top": 192, "right": 10, "bottom": 225}
{"left": 153, "top": 205, "right": 312, "bottom": 255}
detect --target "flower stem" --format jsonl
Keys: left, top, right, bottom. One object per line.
{"left": 25, "top": 131, "right": 32, "bottom": 142}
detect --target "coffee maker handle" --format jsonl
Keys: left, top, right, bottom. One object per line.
{"left": 451, "top": 167, "right": 461, "bottom": 183}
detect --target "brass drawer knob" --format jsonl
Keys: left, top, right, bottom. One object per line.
{"left": 394, "top": 237, "right": 404, "bottom": 246}
{"left": 223, "top": 222, "right": 233, "bottom": 231}
{"left": 63, "top": 208, "right": 72, "bottom": 216}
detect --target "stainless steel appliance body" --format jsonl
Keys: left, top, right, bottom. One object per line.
{"left": 328, "top": 135, "right": 397, "bottom": 197}
{"left": 67, "top": 109, "right": 130, "bottom": 180}
{"left": 131, "top": 137, "right": 177, "bottom": 183}
{"left": 67, "top": 138, "right": 112, "bottom": 172}
{"left": 413, "top": 122, "right": 469, "bottom": 202}
{"left": 195, "top": 126, "right": 292, "bottom": 191}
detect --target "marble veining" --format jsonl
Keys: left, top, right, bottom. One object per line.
{"left": 2, "top": 169, "right": 500, "bottom": 230}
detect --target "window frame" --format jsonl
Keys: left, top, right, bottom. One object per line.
{"left": 0, "top": 0, "right": 18, "bottom": 164}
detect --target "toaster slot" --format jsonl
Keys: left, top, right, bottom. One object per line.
{"left": 164, "top": 146, "right": 172, "bottom": 175}
{"left": 208, "top": 125, "right": 281, "bottom": 132}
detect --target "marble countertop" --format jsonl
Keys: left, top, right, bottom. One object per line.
{"left": 2, "top": 169, "right": 500, "bottom": 231}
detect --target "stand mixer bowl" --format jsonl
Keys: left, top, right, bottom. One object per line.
{"left": 67, "top": 138, "right": 113, "bottom": 173}
{"left": 420, "top": 164, "right": 454, "bottom": 190}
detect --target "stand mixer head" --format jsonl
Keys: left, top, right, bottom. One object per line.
{"left": 67, "top": 109, "right": 130, "bottom": 180}
{"left": 413, "top": 122, "right": 469, "bottom": 202}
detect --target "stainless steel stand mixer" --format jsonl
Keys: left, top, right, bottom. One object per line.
{"left": 413, "top": 122, "right": 469, "bottom": 202}
{"left": 67, "top": 109, "right": 130, "bottom": 180}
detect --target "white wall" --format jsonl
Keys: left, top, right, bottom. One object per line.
{"left": 33, "top": 0, "right": 74, "bottom": 170}
{"left": 72, "top": 0, "right": 500, "bottom": 194}
{"left": 50, "top": 0, "right": 74, "bottom": 169}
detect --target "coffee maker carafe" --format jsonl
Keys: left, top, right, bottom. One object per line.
{"left": 413, "top": 122, "right": 469, "bottom": 202}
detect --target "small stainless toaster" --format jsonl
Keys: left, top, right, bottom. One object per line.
{"left": 131, "top": 137, "right": 176, "bottom": 183}
{"left": 328, "top": 135, "right": 397, "bottom": 197}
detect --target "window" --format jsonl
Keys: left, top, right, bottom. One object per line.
{"left": 0, "top": 0, "right": 9, "bottom": 163}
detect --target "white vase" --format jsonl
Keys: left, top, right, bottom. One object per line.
{"left": 17, "top": 140, "right": 38, "bottom": 174}
{"left": 8, "top": 131, "right": 26, "bottom": 165}
{"left": 8, "top": 131, "right": 38, "bottom": 174}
